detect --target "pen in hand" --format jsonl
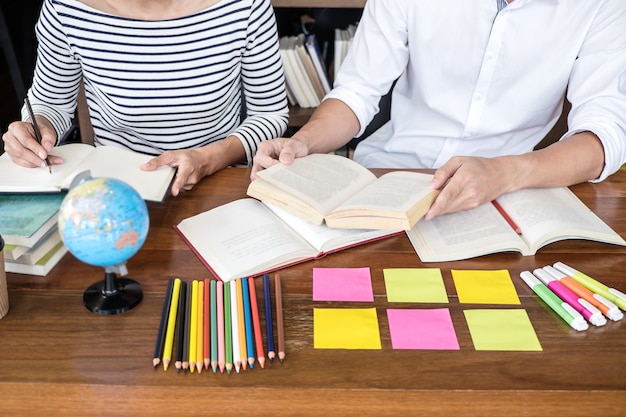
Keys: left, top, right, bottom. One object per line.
{"left": 24, "top": 97, "right": 51, "bottom": 174}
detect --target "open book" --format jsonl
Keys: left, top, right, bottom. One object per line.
{"left": 0, "top": 143, "right": 175, "bottom": 202}
{"left": 246, "top": 153, "right": 439, "bottom": 230}
{"left": 406, "top": 186, "right": 626, "bottom": 262}
{"left": 174, "top": 198, "right": 401, "bottom": 282}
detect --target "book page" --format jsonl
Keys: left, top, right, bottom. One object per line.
{"left": 175, "top": 199, "right": 318, "bottom": 281}
{"left": 0, "top": 143, "right": 93, "bottom": 192}
{"left": 264, "top": 203, "right": 398, "bottom": 253}
{"left": 329, "top": 171, "right": 435, "bottom": 217}
{"left": 62, "top": 146, "right": 175, "bottom": 202}
{"left": 250, "top": 153, "right": 377, "bottom": 221}
{"left": 406, "top": 202, "right": 527, "bottom": 262}
{"left": 496, "top": 187, "right": 626, "bottom": 251}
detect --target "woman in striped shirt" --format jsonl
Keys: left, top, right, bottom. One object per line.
{"left": 2, "top": 0, "right": 288, "bottom": 196}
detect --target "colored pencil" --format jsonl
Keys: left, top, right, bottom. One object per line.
{"left": 241, "top": 278, "right": 256, "bottom": 369}
{"left": 230, "top": 280, "right": 241, "bottom": 373}
{"left": 236, "top": 278, "right": 248, "bottom": 370}
{"left": 210, "top": 279, "right": 218, "bottom": 373}
{"left": 224, "top": 280, "right": 233, "bottom": 374}
{"left": 264, "top": 274, "right": 276, "bottom": 363}
{"left": 217, "top": 280, "right": 225, "bottom": 374}
{"left": 174, "top": 281, "right": 187, "bottom": 372}
{"left": 248, "top": 277, "right": 266, "bottom": 369}
{"left": 153, "top": 278, "right": 174, "bottom": 368}
{"left": 203, "top": 279, "right": 211, "bottom": 371}
{"left": 196, "top": 280, "right": 204, "bottom": 373}
{"left": 492, "top": 200, "right": 521, "bottom": 235}
{"left": 182, "top": 281, "right": 192, "bottom": 373}
{"left": 275, "top": 274, "right": 285, "bottom": 363}
{"left": 189, "top": 280, "right": 198, "bottom": 373}
{"left": 161, "top": 278, "right": 181, "bottom": 371}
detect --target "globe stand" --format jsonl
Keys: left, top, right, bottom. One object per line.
{"left": 83, "top": 263, "right": 143, "bottom": 315}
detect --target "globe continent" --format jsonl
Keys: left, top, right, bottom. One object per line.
{"left": 58, "top": 177, "right": 149, "bottom": 267}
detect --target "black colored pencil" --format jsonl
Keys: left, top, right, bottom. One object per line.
{"left": 263, "top": 274, "right": 275, "bottom": 363}
{"left": 153, "top": 278, "right": 174, "bottom": 368}
{"left": 275, "top": 274, "right": 285, "bottom": 364}
{"left": 174, "top": 281, "right": 187, "bottom": 372}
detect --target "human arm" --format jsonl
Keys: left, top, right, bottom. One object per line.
{"left": 425, "top": 131, "right": 605, "bottom": 219}
{"left": 1, "top": 115, "right": 63, "bottom": 168}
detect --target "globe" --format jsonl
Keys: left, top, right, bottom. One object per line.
{"left": 58, "top": 177, "right": 149, "bottom": 268}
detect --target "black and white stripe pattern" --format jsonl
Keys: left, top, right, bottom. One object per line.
{"left": 25, "top": 0, "right": 288, "bottom": 163}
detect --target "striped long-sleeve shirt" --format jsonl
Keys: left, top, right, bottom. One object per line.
{"left": 23, "top": 0, "right": 289, "bottom": 164}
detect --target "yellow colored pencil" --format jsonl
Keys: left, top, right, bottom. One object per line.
{"left": 189, "top": 280, "right": 198, "bottom": 373}
{"left": 162, "top": 278, "right": 181, "bottom": 371}
{"left": 196, "top": 280, "right": 204, "bottom": 374}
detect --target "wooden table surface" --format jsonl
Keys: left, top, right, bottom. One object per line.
{"left": 2, "top": 167, "right": 626, "bottom": 416}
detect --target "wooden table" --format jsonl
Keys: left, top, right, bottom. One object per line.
{"left": 2, "top": 167, "right": 626, "bottom": 416}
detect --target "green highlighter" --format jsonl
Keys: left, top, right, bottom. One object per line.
{"left": 554, "top": 262, "right": 626, "bottom": 311}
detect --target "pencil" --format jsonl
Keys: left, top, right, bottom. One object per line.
{"left": 196, "top": 280, "right": 204, "bottom": 374}
{"left": 153, "top": 278, "right": 174, "bottom": 368}
{"left": 248, "top": 277, "right": 266, "bottom": 369}
{"left": 236, "top": 278, "right": 248, "bottom": 371}
{"left": 241, "top": 278, "right": 256, "bottom": 369}
{"left": 189, "top": 280, "right": 198, "bottom": 373}
{"left": 210, "top": 279, "right": 218, "bottom": 373}
{"left": 217, "top": 280, "right": 225, "bottom": 374}
{"left": 275, "top": 274, "right": 285, "bottom": 364}
{"left": 174, "top": 281, "right": 187, "bottom": 372}
{"left": 182, "top": 280, "right": 192, "bottom": 373}
{"left": 203, "top": 279, "right": 211, "bottom": 371}
{"left": 492, "top": 200, "right": 521, "bottom": 235}
{"left": 161, "top": 278, "right": 181, "bottom": 371}
{"left": 224, "top": 280, "right": 233, "bottom": 374}
{"left": 264, "top": 274, "right": 276, "bottom": 363}
{"left": 24, "top": 96, "right": 51, "bottom": 174}
{"left": 230, "top": 280, "right": 241, "bottom": 373}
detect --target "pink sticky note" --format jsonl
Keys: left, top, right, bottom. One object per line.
{"left": 387, "top": 308, "right": 460, "bottom": 350}
{"left": 313, "top": 267, "right": 374, "bottom": 302}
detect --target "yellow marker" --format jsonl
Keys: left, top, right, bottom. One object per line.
{"left": 189, "top": 280, "right": 198, "bottom": 373}
{"left": 196, "top": 280, "right": 204, "bottom": 374}
{"left": 162, "top": 278, "right": 182, "bottom": 371}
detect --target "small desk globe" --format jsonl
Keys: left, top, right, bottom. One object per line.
{"left": 58, "top": 175, "right": 149, "bottom": 315}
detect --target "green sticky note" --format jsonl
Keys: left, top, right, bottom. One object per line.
{"left": 464, "top": 309, "right": 542, "bottom": 351}
{"left": 452, "top": 269, "right": 520, "bottom": 305}
{"left": 384, "top": 268, "right": 448, "bottom": 303}
{"left": 314, "top": 308, "right": 382, "bottom": 350}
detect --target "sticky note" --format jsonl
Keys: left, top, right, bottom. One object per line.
{"left": 452, "top": 269, "right": 520, "bottom": 304}
{"left": 313, "top": 267, "right": 374, "bottom": 302}
{"left": 387, "top": 308, "right": 460, "bottom": 350}
{"left": 464, "top": 309, "right": 542, "bottom": 351}
{"left": 383, "top": 268, "right": 448, "bottom": 303}
{"left": 314, "top": 308, "right": 381, "bottom": 349}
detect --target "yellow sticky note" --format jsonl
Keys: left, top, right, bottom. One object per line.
{"left": 452, "top": 269, "right": 520, "bottom": 304}
{"left": 464, "top": 309, "right": 542, "bottom": 351}
{"left": 384, "top": 268, "right": 448, "bottom": 303}
{"left": 314, "top": 308, "right": 382, "bottom": 349}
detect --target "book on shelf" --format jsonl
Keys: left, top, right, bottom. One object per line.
{"left": 294, "top": 34, "right": 326, "bottom": 101}
{"left": 246, "top": 153, "right": 439, "bottom": 230}
{"left": 333, "top": 24, "right": 357, "bottom": 81}
{"left": 0, "top": 193, "right": 65, "bottom": 248}
{"left": 0, "top": 143, "right": 175, "bottom": 202}
{"left": 305, "top": 33, "right": 332, "bottom": 95}
{"left": 5, "top": 240, "right": 68, "bottom": 276}
{"left": 280, "top": 36, "right": 320, "bottom": 108}
{"left": 406, "top": 186, "right": 626, "bottom": 262}
{"left": 174, "top": 198, "right": 400, "bottom": 282}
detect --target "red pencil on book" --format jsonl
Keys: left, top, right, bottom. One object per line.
{"left": 492, "top": 200, "right": 521, "bottom": 235}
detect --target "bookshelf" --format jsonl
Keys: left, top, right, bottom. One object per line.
{"left": 271, "top": 1, "right": 366, "bottom": 127}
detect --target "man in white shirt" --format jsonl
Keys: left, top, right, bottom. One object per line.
{"left": 252, "top": 0, "right": 626, "bottom": 219}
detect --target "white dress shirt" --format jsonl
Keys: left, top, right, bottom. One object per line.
{"left": 326, "top": 0, "right": 626, "bottom": 181}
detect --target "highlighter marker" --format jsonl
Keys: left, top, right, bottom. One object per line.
{"left": 520, "top": 271, "right": 588, "bottom": 331}
{"left": 533, "top": 269, "right": 606, "bottom": 327}
{"left": 553, "top": 262, "right": 626, "bottom": 311}
{"left": 543, "top": 265, "right": 623, "bottom": 321}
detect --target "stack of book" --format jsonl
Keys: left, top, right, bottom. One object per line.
{"left": 1, "top": 193, "right": 68, "bottom": 276}
{"left": 279, "top": 25, "right": 357, "bottom": 109}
